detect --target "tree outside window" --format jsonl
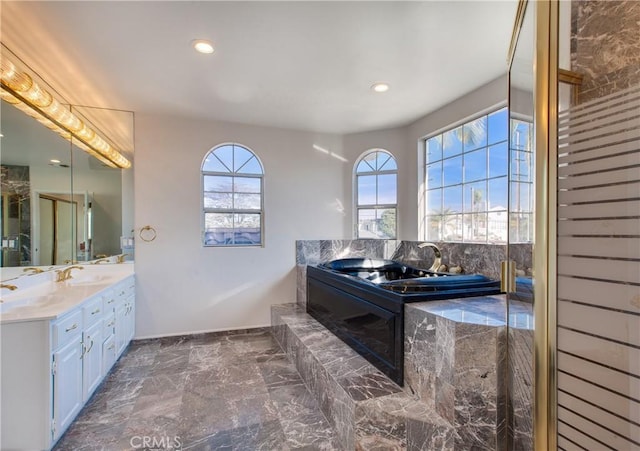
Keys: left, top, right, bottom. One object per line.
{"left": 423, "top": 107, "right": 533, "bottom": 244}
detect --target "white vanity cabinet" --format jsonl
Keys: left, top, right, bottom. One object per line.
{"left": 0, "top": 272, "right": 136, "bottom": 450}
{"left": 102, "top": 310, "right": 117, "bottom": 373}
{"left": 51, "top": 315, "right": 84, "bottom": 442}
{"left": 115, "top": 277, "right": 136, "bottom": 357}
{"left": 81, "top": 316, "right": 103, "bottom": 402}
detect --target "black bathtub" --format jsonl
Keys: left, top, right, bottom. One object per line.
{"left": 306, "top": 258, "right": 502, "bottom": 385}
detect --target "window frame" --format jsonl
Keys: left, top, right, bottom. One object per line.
{"left": 353, "top": 149, "right": 398, "bottom": 239}
{"left": 201, "top": 142, "right": 265, "bottom": 247}
{"left": 420, "top": 105, "right": 533, "bottom": 244}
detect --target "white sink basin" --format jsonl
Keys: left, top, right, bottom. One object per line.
{"left": 0, "top": 294, "right": 64, "bottom": 313}
{"left": 64, "top": 274, "right": 112, "bottom": 286}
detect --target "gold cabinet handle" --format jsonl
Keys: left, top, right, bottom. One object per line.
{"left": 108, "top": 343, "right": 115, "bottom": 350}
{"left": 107, "top": 320, "right": 115, "bottom": 327}
{"left": 91, "top": 308, "right": 100, "bottom": 315}
{"left": 65, "top": 323, "right": 78, "bottom": 332}
{"left": 107, "top": 299, "right": 115, "bottom": 304}
{"left": 85, "top": 338, "right": 94, "bottom": 355}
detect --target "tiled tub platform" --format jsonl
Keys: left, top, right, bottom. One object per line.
{"left": 271, "top": 304, "right": 454, "bottom": 450}
{"left": 271, "top": 296, "right": 529, "bottom": 450}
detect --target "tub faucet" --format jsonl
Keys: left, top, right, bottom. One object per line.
{"left": 92, "top": 258, "right": 110, "bottom": 265}
{"left": 56, "top": 265, "right": 84, "bottom": 282}
{"left": 417, "top": 242, "right": 442, "bottom": 272}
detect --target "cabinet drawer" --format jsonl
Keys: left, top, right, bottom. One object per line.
{"left": 115, "top": 285, "right": 128, "bottom": 301}
{"left": 52, "top": 310, "right": 83, "bottom": 349}
{"left": 83, "top": 296, "right": 104, "bottom": 327}
{"left": 115, "top": 277, "right": 135, "bottom": 301}
{"left": 103, "top": 290, "right": 117, "bottom": 311}
{"left": 103, "top": 313, "right": 116, "bottom": 337}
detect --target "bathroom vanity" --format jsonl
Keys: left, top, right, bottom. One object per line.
{"left": 0, "top": 264, "right": 135, "bottom": 450}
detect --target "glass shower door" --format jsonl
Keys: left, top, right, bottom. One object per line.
{"left": 507, "top": 2, "right": 535, "bottom": 449}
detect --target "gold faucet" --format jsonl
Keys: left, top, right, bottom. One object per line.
{"left": 23, "top": 267, "right": 44, "bottom": 274}
{"left": 417, "top": 242, "right": 443, "bottom": 272}
{"left": 92, "top": 258, "right": 110, "bottom": 265}
{"left": 0, "top": 284, "right": 18, "bottom": 291}
{"left": 55, "top": 265, "right": 84, "bottom": 282}
{"left": 116, "top": 254, "right": 129, "bottom": 264}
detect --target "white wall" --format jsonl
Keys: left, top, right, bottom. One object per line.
{"left": 405, "top": 75, "right": 508, "bottom": 239}
{"left": 133, "top": 76, "right": 508, "bottom": 338}
{"left": 343, "top": 75, "right": 508, "bottom": 241}
{"left": 134, "top": 114, "right": 348, "bottom": 338}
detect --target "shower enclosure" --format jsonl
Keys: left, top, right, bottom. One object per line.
{"left": 507, "top": 1, "right": 639, "bottom": 449}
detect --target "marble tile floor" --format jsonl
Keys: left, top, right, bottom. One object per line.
{"left": 54, "top": 328, "right": 342, "bottom": 451}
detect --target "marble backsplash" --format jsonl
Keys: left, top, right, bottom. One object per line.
{"left": 295, "top": 240, "right": 533, "bottom": 307}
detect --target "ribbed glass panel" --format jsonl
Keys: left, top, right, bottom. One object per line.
{"left": 557, "top": 80, "right": 640, "bottom": 448}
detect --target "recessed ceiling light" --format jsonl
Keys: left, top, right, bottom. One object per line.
{"left": 50, "top": 159, "right": 61, "bottom": 164}
{"left": 192, "top": 39, "right": 215, "bottom": 54}
{"left": 371, "top": 82, "right": 390, "bottom": 93}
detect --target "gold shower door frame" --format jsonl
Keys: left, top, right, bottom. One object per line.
{"left": 508, "top": 1, "right": 559, "bottom": 449}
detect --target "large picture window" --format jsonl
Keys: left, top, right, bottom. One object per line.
{"left": 423, "top": 107, "right": 533, "bottom": 243}
{"left": 355, "top": 149, "right": 397, "bottom": 239}
{"left": 202, "top": 143, "right": 264, "bottom": 246}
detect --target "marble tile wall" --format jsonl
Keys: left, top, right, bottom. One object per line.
{"left": 571, "top": 0, "right": 640, "bottom": 103}
{"left": 404, "top": 297, "right": 515, "bottom": 450}
{"left": 0, "top": 164, "right": 31, "bottom": 266}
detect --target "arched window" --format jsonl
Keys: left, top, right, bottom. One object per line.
{"left": 354, "top": 149, "right": 397, "bottom": 239}
{"left": 202, "top": 143, "right": 264, "bottom": 246}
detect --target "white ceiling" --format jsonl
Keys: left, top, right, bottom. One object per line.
{"left": 1, "top": 1, "right": 517, "bottom": 135}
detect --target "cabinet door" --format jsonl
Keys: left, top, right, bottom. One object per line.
{"left": 115, "top": 302, "right": 127, "bottom": 357}
{"left": 82, "top": 320, "right": 103, "bottom": 401}
{"left": 52, "top": 335, "right": 83, "bottom": 442}
{"left": 102, "top": 334, "right": 117, "bottom": 376}
{"left": 126, "top": 298, "right": 135, "bottom": 343}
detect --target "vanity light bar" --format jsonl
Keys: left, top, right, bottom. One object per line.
{"left": 0, "top": 54, "right": 131, "bottom": 169}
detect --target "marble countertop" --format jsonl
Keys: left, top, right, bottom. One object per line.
{"left": 407, "top": 295, "right": 534, "bottom": 329}
{"left": 0, "top": 264, "right": 134, "bottom": 324}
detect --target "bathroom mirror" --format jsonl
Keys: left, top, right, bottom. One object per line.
{"left": 0, "top": 100, "right": 130, "bottom": 278}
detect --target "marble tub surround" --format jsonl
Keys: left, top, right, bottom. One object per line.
{"left": 295, "top": 240, "right": 532, "bottom": 307}
{"left": 404, "top": 296, "right": 533, "bottom": 450}
{"left": 54, "top": 327, "right": 340, "bottom": 450}
{"left": 272, "top": 303, "right": 455, "bottom": 450}
{"left": 295, "top": 239, "right": 398, "bottom": 266}
{"left": 390, "top": 241, "right": 526, "bottom": 280}
{"left": 295, "top": 239, "right": 398, "bottom": 307}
